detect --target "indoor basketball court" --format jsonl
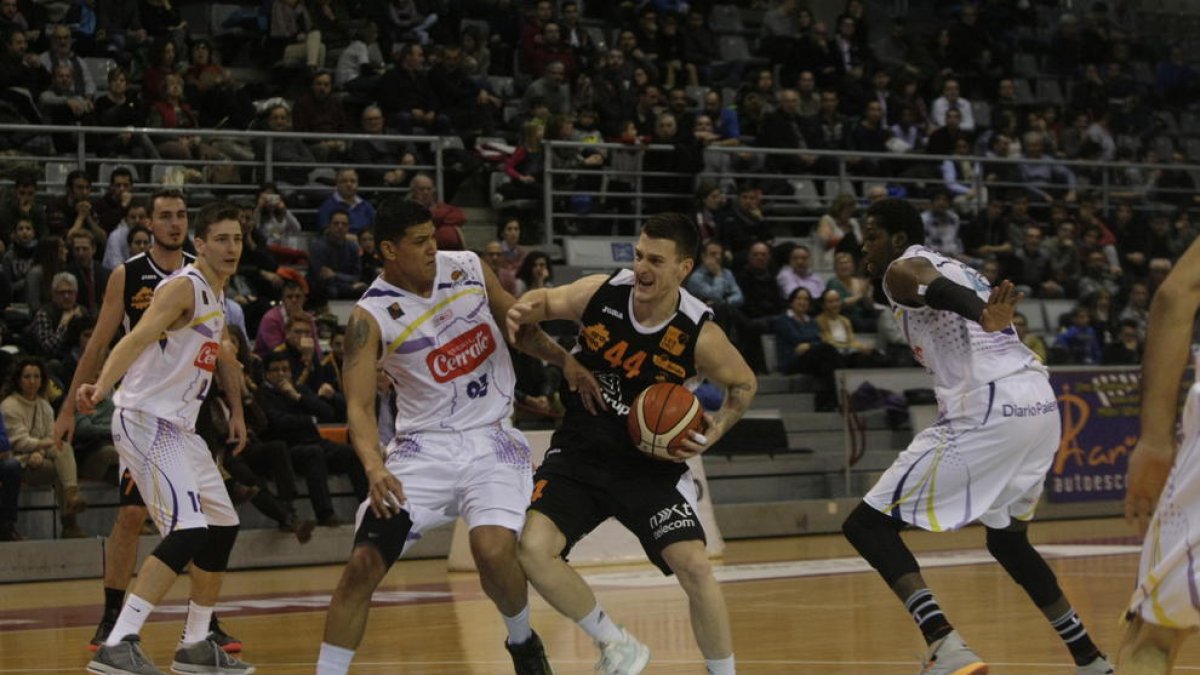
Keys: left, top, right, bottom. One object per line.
{"left": 3, "top": 517, "right": 1197, "bottom": 673}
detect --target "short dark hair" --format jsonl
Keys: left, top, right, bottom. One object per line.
{"left": 641, "top": 212, "right": 699, "bottom": 261}
{"left": 150, "top": 188, "right": 186, "bottom": 214}
{"left": 374, "top": 197, "right": 432, "bottom": 243}
{"left": 194, "top": 200, "right": 241, "bottom": 239}
{"left": 126, "top": 224, "right": 151, "bottom": 247}
{"left": 328, "top": 205, "right": 351, "bottom": 223}
{"left": 262, "top": 350, "right": 291, "bottom": 370}
{"left": 110, "top": 167, "right": 133, "bottom": 183}
{"left": 66, "top": 169, "right": 89, "bottom": 189}
{"left": 866, "top": 198, "right": 924, "bottom": 246}
{"left": 14, "top": 168, "right": 37, "bottom": 188}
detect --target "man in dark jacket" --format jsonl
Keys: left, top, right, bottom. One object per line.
{"left": 376, "top": 42, "right": 451, "bottom": 134}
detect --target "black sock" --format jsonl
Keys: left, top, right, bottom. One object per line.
{"left": 103, "top": 587, "right": 125, "bottom": 621}
{"left": 1050, "top": 609, "right": 1102, "bottom": 666}
{"left": 904, "top": 589, "right": 953, "bottom": 645}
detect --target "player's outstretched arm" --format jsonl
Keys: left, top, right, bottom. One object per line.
{"left": 1126, "top": 237, "right": 1200, "bottom": 533}
{"left": 343, "top": 306, "right": 405, "bottom": 519}
{"left": 504, "top": 273, "right": 609, "bottom": 343}
{"left": 53, "top": 264, "right": 127, "bottom": 445}
{"left": 885, "top": 256, "right": 1020, "bottom": 331}
{"left": 678, "top": 321, "right": 757, "bottom": 458}
{"left": 77, "top": 276, "right": 192, "bottom": 411}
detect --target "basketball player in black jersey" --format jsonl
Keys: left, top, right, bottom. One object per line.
{"left": 506, "top": 213, "right": 757, "bottom": 675}
{"left": 52, "top": 190, "right": 248, "bottom": 653}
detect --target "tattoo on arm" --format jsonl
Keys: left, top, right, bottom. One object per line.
{"left": 344, "top": 313, "right": 372, "bottom": 365}
{"left": 717, "top": 382, "right": 754, "bottom": 425}
{"left": 514, "top": 325, "right": 568, "bottom": 367}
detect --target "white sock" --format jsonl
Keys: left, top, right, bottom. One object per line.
{"left": 180, "top": 601, "right": 213, "bottom": 646}
{"left": 577, "top": 603, "right": 623, "bottom": 643}
{"left": 502, "top": 604, "right": 533, "bottom": 645}
{"left": 706, "top": 654, "right": 736, "bottom": 674}
{"left": 105, "top": 594, "right": 155, "bottom": 647}
{"left": 316, "top": 642, "right": 355, "bottom": 675}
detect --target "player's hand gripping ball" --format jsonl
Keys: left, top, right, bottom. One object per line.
{"left": 627, "top": 382, "right": 705, "bottom": 461}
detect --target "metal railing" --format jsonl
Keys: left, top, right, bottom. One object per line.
{"left": 541, "top": 139, "right": 1200, "bottom": 247}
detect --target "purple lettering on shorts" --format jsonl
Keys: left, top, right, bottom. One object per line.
{"left": 388, "top": 434, "right": 423, "bottom": 462}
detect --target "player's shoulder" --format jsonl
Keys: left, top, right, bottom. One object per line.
{"left": 677, "top": 286, "right": 712, "bottom": 325}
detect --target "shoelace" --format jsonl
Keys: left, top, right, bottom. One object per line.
{"left": 122, "top": 640, "right": 151, "bottom": 667}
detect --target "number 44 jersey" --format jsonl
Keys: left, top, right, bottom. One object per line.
{"left": 358, "top": 251, "right": 516, "bottom": 437}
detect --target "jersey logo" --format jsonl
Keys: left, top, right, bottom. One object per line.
{"left": 194, "top": 341, "right": 219, "bottom": 372}
{"left": 582, "top": 322, "right": 610, "bottom": 351}
{"left": 601, "top": 305, "right": 624, "bottom": 320}
{"left": 426, "top": 324, "right": 496, "bottom": 382}
{"left": 130, "top": 286, "right": 154, "bottom": 311}
{"left": 659, "top": 326, "right": 688, "bottom": 356}
{"left": 388, "top": 302, "right": 404, "bottom": 320}
{"left": 201, "top": 290, "right": 209, "bottom": 305}
{"left": 652, "top": 353, "right": 686, "bottom": 379}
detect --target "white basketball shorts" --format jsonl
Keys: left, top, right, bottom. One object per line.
{"left": 1128, "top": 382, "right": 1200, "bottom": 629}
{"left": 112, "top": 407, "right": 238, "bottom": 533}
{"left": 354, "top": 422, "right": 534, "bottom": 557}
{"left": 864, "top": 369, "right": 1059, "bottom": 531}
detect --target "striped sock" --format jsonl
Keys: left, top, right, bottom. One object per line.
{"left": 904, "top": 588, "right": 952, "bottom": 645}
{"left": 1050, "top": 608, "right": 1102, "bottom": 666}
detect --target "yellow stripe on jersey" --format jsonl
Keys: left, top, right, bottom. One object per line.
{"left": 189, "top": 310, "right": 222, "bottom": 328}
{"left": 385, "top": 288, "right": 486, "bottom": 354}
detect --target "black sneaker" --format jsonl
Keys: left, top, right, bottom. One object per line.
{"left": 88, "top": 617, "right": 115, "bottom": 652}
{"left": 207, "top": 616, "right": 243, "bottom": 653}
{"left": 506, "top": 631, "right": 553, "bottom": 675}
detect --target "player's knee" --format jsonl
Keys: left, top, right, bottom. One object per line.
{"left": 192, "top": 525, "right": 239, "bottom": 573}
{"left": 985, "top": 526, "right": 1035, "bottom": 565}
{"left": 151, "top": 527, "right": 209, "bottom": 574}
{"left": 353, "top": 509, "right": 412, "bottom": 569}
{"left": 342, "top": 545, "right": 389, "bottom": 596}
{"left": 516, "top": 515, "right": 564, "bottom": 569}
{"left": 116, "top": 504, "right": 147, "bottom": 528}
{"left": 665, "top": 546, "right": 713, "bottom": 589}
{"left": 842, "top": 501, "right": 896, "bottom": 546}
{"left": 470, "top": 529, "right": 517, "bottom": 574}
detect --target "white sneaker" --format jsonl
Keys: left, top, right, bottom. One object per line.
{"left": 595, "top": 626, "right": 650, "bottom": 675}
{"left": 919, "top": 630, "right": 987, "bottom": 675}
{"left": 1076, "top": 655, "right": 1115, "bottom": 674}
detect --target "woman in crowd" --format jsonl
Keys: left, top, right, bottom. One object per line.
{"left": 825, "top": 251, "right": 876, "bottom": 332}
{"left": 815, "top": 194, "right": 862, "bottom": 268}
{"left": 816, "top": 288, "right": 879, "bottom": 367}
{"left": 774, "top": 287, "right": 841, "bottom": 411}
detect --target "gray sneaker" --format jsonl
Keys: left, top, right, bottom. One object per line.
{"left": 595, "top": 626, "right": 650, "bottom": 675}
{"left": 1076, "top": 655, "right": 1115, "bottom": 674}
{"left": 87, "top": 634, "right": 165, "bottom": 675}
{"left": 170, "top": 638, "right": 256, "bottom": 674}
{"left": 919, "top": 631, "right": 988, "bottom": 675}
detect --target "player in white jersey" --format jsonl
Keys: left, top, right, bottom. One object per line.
{"left": 841, "top": 199, "right": 1113, "bottom": 675}
{"left": 83, "top": 201, "right": 254, "bottom": 675}
{"left": 316, "top": 199, "right": 601, "bottom": 675}
{"left": 1121, "top": 235, "right": 1200, "bottom": 674}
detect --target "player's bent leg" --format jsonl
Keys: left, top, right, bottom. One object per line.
{"left": 91, "top": 504, "right": 150, "bottom": 651}
{"left": 660, "top": 540, "right": 733, "bottom": 670}
{"left": 173, "top": 526, "right": 254, "bottom": 675}
{"left": 516, "top": 510, "right": 597, "bottom": 621}
{"left": 470, "top": 524, "right": 528, "bottom": 616}
{"left": 1117, "top": 615, "right": 1193, "bottom": 675}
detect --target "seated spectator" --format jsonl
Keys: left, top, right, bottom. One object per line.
{"left": 378, "top": 43, "right": 451, "bottom": 134}
{"left": 1077, "top": 249, "right": 1121, "bottom": 300}
{"left": 1, "top": 357, "right": 88, "bottom": 538}
{"left": 270, "top": 0, "right": 325, "bottom": 70}
{"left": 93, "top": 167, "right": 132, "bottom": 235}
{"left": 686, "top": 241, "right": 744, "bottom": 309}
{"left": 4, "top": 216, "right": 36, "bottom": 301}
{"left": 254, "top": 184, "right": 302, "bottom": 250}
{"left": 335, "top": 22, "right": 384, "bottom": 95}
{"left": 497, "top": 217, "right": 526, "bottom": 274}
{"left": 0, "top": 1, "right": 43, "bottom": 48}
{"left": 139, "top": 0, "right": 186, "bottom": 41}
{"left": 271, "top": 315, "right": 331, "bottom": 395}
{"left": 39, "top": 63, "right": 94, "bottom": 151}
{"left": 40, "top": 24, "right": 93, "bottom": 95}
{"left": 25, "top": 236, "right": 68, "bottom": 314}
{"left": 735, "top": 242, "right": 783, "bottom": 321}
{"left": 254, "top": 103, "right": 316, "bottom": 186}
{"left": 45, "top": 170, "right": 102, "bottom": 243}
{"left": 254, "top": 280, "right": 321, "bottom": 360}
{"left": 1045, "top": 220, "right": 1081, "bottom": 298}
{"left": 308, "top": 207, "right": 364, "bottom": 301}
{"left": 0, "top": 170, "right": 44, "bottom": 238}
{"left": 26, "top": 272, "right": 86, "bottom": 362}
{"left": 92, "top": 67, "right": 151, "bottom": 159}
{"left": 1019, "top": 131, "right": 1077, "bottom": 204}
{"left": 500, "top": 120, "right": 546, "bottom": 202}
{"left": 1052, "top": 305, "right": 1102, "bottom": 365}
{"left": 359, "top": 230, "right": 382, "bottom": 283}
{"left": 1013, "top": 311, "right": 1047, "bottom": 363}
{"left": 776, "top": 244, "right": 825, "bottom": 301}
{"left": 930, "top": 77, "right": 974, "bottom": 131}
{"left": 757, "top": 88, "right": 825, "bottom": 183}
{"left": 890, "top": 104, "right": 926, "bottom": 152}
{"left": 701, "top": 89, "right": 740, "bottom": 141}
{"left": 480, "top": 239, "right": 517, "bottom": 295}
{"left": 693, "top": 183, "right": 726, "bottom": 244}
{"left": 409, "top": 174, "right": 466, "bottom": 250}
{"left": 1102, "top": 319, "right": 1143, "bottom": 366}
{"left": 147, "top": 73, "right": 228, "bottom": 166}
{"left": 816, "top": 289, "right": 879, "bottom": 367}
{"left": 318, "top": 326, "right": 344, "bottom": 395}
{"left": 255, "top": 351, "right": 365, "bottom": 526}
{"left": 1156, "top": 44, "right": 1198, "bottom": 108}
{"left": 847, "top": 100, "right": 893, "bottom": 177}
{"left": 920, "top": 190, "right": 964, "bottom": 258}
{"left": 513, "top": 250, "right": 552, "bottom": 298}
{"left": 66, "top": 231, "right": 107, "bottom": 313}
{"left": 103, "top": 199, "right": 149, "bottom": 270}
{"left": 0, "top": 27, "right": 50, "bottom": 125}
{"left": 942, "top": 137, "right": 986, "bottom": 214}
{"left": 228, "top": 200, "right": 280, "bottom": 336}
{"left": 643, "top": 112, "right": 703, "bottom": 214}
{"left": 349, "top": 105, "right": 418, "bottom": 189}
{"left": 815, "top": 194, "right": 862, "bottom": 269}
{"left": 1119, "top": 281, "right": 1150, "bottom": 340}
{"left": 316, "top": 168, "right": 375, "bottom": 234}
{"left": 460, "top": 23, "right": 491, "bottom": 77}
{"left": 925, "top": 107, "right": 967, "bottom": 157}
{"left": 773, "top": 287, "right": 841, "bottom": 409}
{"left": 292, "top": 70, "right": 348, "bottom": 161}
{"left": 525, "top": 22, "right": 575, "bottom": 81}
{"left": 826, "top": 251, "right": 875, "bottom": 332}
{"left": 522, "top": 60, "right": 570, "bottom": 120}
{"left": 140, "top": 36, "right": 179, "bottom": 103}
{"left": 1010, "top": 225, "right": 1060, "bottom": 298}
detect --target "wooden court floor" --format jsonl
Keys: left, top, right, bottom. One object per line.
{"left": 2, "top": 517, "right": 1198, "bottom": 674}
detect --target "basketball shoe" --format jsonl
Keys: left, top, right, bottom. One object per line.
{"left": 86, "top": 634, "right": 164, "bottom": 675}
{"left": 171, "top": 638, "right": 256, "bottom": 674}
{"left": 207, "top": 616, "right": 243, "bottom": 653}
{"left": 1076, "top": 654, "right": 1115, "bottom": 674}
{"left": 89, "top": 617, "right": 115, "bottom": 652}
{"left": 595, "top": 626, "right": 650, "bottom": 675}
{"left": 505, "top": 630, "right": 553, "bottom": 674}
{"left": 919, "top": 630, "right": 988, "bottom": 675}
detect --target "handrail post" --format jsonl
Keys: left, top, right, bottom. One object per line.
{"left": 76, "top": 124, "right": 85, "bottom": 172}
{"left": 264, "top": 136, "right": 274, "bottom": 183}
{"left": 434, "top": 140, "right": 445, "bottom": 205}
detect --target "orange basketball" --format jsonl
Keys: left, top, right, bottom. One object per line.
{"left": 627, "top": 382, "right": 705, "bottom": 461}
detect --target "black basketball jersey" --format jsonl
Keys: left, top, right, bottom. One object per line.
{"left": 121, "top": 251, "right": 196, "bottom": 332}
{"left": 552, "top": 269, "right": 712, "bottom": 468}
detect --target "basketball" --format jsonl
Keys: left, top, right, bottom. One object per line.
{"left": 627, "top": 382, "right": 705, "bottom": 461}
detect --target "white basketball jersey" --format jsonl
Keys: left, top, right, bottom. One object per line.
{"left": 114, "top": 266, "right": 225, "bottom": 431}
{"left": 357, "top": 251, "right": 515, "bottom": 436}
{"left": 883, "top": 245, "right": 1044, "bottom": 402}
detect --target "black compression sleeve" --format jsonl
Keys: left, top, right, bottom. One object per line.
{"left": 922, "top": 276, "right": 987, "bottom": 322}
